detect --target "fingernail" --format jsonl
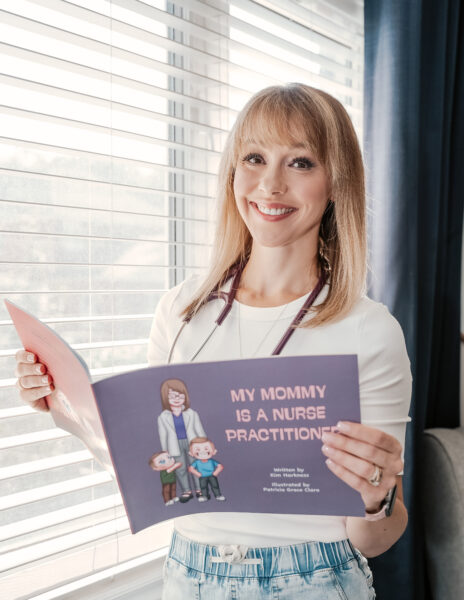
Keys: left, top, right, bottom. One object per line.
{"left": 337, "top": 421, "right": 350, "bottom": 432}
{"left": 322, "top": 445, "right": 333, "bottom": 454}
{"left": 45, "top": 386, "right": 52, "bottom": 392}
{"left": 42, "top": 376, "right": 49, "bottom": 384}
{"left": 35, "top": 365, "right": 44, "bottom": 374}
{"left": 27, "top": 354, "right": 35, "bottom": 362}
{"left": 326, "top": 458, "right": 333, "bottom": 466}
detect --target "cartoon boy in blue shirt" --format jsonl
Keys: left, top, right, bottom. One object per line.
{"left": 188, "top": 437, "right": 226, "bottom": 502}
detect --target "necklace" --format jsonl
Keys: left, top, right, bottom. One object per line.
{"left": 237, "top": 301, "right": 290, "bottom": 358}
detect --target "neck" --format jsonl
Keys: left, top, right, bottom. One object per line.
{"left": 236, "top": 242, "right": 321, "bottom": 307}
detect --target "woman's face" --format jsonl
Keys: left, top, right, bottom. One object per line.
{"left": 168, "top": 388, "right": 185, "bottom": 409}
{"left": 233, "top": 141, "right": 330, "bottom": 250}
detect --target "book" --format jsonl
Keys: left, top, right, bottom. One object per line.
{"left": 5, "top": 300, "right": 365, "bottom": 534}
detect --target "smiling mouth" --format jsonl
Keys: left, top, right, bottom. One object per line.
{"left": 250, "top": 202, "right": 296, "bottom": 217}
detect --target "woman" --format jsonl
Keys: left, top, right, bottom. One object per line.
{"left": 15, "top": 83, "right": 411, "bottom": 599}
{"left": 157, "top": 378, "right": 206, "bottom": 502}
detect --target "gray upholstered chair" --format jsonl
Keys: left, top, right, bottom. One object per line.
{"left": 422, "top": 427, "right": 464, "bottom": 598}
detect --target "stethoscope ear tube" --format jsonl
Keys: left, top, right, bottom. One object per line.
{"left": 168, "top": 266, "right": 241, "bottom": 363}
{"left": 214, "top": 266, "right": 243, "bottom": 325}
{"left": 271, "top": 272, "right": 327, "bottom": 356}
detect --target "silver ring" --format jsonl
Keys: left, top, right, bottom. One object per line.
{"left": 368, "top": 464, "right": 383, "bottom": 487}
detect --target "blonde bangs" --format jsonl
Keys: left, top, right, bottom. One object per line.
{"left": 232, "top": 87, "right": 326, "bottom": 165}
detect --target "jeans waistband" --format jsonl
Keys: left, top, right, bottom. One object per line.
{"left": 168, "top": 530, "right": 357, "bottom": 578}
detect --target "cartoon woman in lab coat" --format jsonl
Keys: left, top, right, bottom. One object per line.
{"left": 157, "top": 378, "right": 206, "bottom": 503}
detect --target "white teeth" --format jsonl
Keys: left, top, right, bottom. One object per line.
{"left": 257, "top": 204, "right": 294, "bottom": 216}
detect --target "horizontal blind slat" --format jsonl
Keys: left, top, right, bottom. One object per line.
{"left": 0, "top": 472, "right": 112, "bottom": 511}
{"left": 0, "top": 429, "right": 70, "bottom": 449}
{"left": 0, "top": 516, "right": 129, "bottom": 572}
{"left": 0, "top": 494, "right": 122, "bottom": 543}
{"left": 0, "top": 451, "right": 92, "bottom": 480}
{"left": 0, "top": 197, "right": 211, "bottom": 223}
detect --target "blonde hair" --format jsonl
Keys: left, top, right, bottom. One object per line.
{"left": 189, "top": 437, "right": 214, "bottom": 450}
{"left": 182, "top": 83, "right": 366, "bottom": 327}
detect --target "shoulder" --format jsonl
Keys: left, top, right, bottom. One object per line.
{"left": 148, "top": 274, "right": 204, "bottom": 365}
{"left": 155, "top": 274, "right": 204, "bottom": 322}
{"left": 355, "top": 295, "right": 411, "bottom": 371}
{"left": 356, "top": 296, "right": 406, "bottom": 346}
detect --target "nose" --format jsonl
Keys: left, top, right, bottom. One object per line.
{"left": 258, "top": 165, "right": 287, "bottom": 195}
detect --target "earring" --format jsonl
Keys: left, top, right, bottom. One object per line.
{"left": 318, "top": 235, "right": 332, "bottom": 275}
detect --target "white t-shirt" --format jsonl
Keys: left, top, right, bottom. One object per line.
{"left": 148, "top": 275, "right": 412, "bottom": 546}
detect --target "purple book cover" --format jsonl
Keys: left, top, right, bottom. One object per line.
{"left": 93, "top": 354, "right": 364, "bottom": 534}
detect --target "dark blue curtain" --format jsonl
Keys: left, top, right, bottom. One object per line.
{"left": 364, "top": 1, "right": 464, "bottom": 599}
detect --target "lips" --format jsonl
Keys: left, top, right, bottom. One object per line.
{"left": 249, "top": 201, "right": 296, "bottom": 220}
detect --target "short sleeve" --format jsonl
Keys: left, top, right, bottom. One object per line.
{"left": 147, "top": 274, "right": 202, "bottom": 366}
{"left": 357, "top": 301, "right": 412, "bottom": 471}
{"left": 147, "top": 284, "right": 184, "bottom": 366}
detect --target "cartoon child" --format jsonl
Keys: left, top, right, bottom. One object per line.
{"left": 157, "top": 378, "right": 206, "bottom": 503}
{"left": 148, "top": 451, "right": 182, "bottom": 506}
{"left": 188, "top": 437, "right": 226, "bottom": 502}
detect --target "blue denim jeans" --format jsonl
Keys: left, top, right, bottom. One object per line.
{"left": 162, "top": 530, "right": 376, "bottom": 599}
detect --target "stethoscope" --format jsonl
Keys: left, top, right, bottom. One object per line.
{"left": 166, "top": 264, "right": 327, "bottom": 364}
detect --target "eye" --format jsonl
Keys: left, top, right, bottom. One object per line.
{"left": 242, "top": 152, "right": 263, "bottom": 164}
{"left": 290, "top": 156, "right": 316, "bottom": 169}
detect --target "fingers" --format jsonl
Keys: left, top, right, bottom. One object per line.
{"left": 15, "top": 349, "right": 37, "bottom": 364}
{"left": 18, "top": 373, "right": 53, "bottom": 389}
{"left": 324, "top": 459, "right": 396, "bottom": 504}
{"left": 15, "top": 349, "right": 53, "bottom": 412}
{"left": 322, "top": 444, "right": 398, "bottom": 491}
{"left": 321, "top": 423, "right": 404, "bottom": 511}
{"left": 321, "top": 431, "right": 403, "bottom": 475}
{"left": 16, "top": 379, "right": 53, "bottom": 410}
{"left": 336, "top": 421, "right": 403, "bottom": 455}
{"left": 15, "top": 360, "right": 47, "bottom": 378}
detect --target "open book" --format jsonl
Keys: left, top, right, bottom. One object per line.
{"left": 6, "top": 300, "right": 364, "bottom": 534}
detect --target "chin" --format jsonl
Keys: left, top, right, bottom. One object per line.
{"left": 250, "top": 233, "right": 299, "bottom": 248}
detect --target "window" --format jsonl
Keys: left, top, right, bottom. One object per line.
{"left": 0, "top": 1, "right": 363, "bottom": 597}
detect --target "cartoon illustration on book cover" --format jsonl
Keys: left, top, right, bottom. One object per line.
{"left": 157, "top": 378, "right": 210, "bottom": 504}
{"left": 188, "top": 437, "right": 226, "bottom": 502}
{"left": 148, "top": 451, "right": 182, "bottom": 506}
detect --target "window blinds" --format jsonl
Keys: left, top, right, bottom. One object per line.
{"left": 0, "top": 0, "right": 363, "bottom": 597}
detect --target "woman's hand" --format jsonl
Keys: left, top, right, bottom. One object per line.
{"left": 14, "top": 349, "right": 54, "bottom": 412}
{"left": 321, "top": 421, "right": 403, "bottom": 512}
